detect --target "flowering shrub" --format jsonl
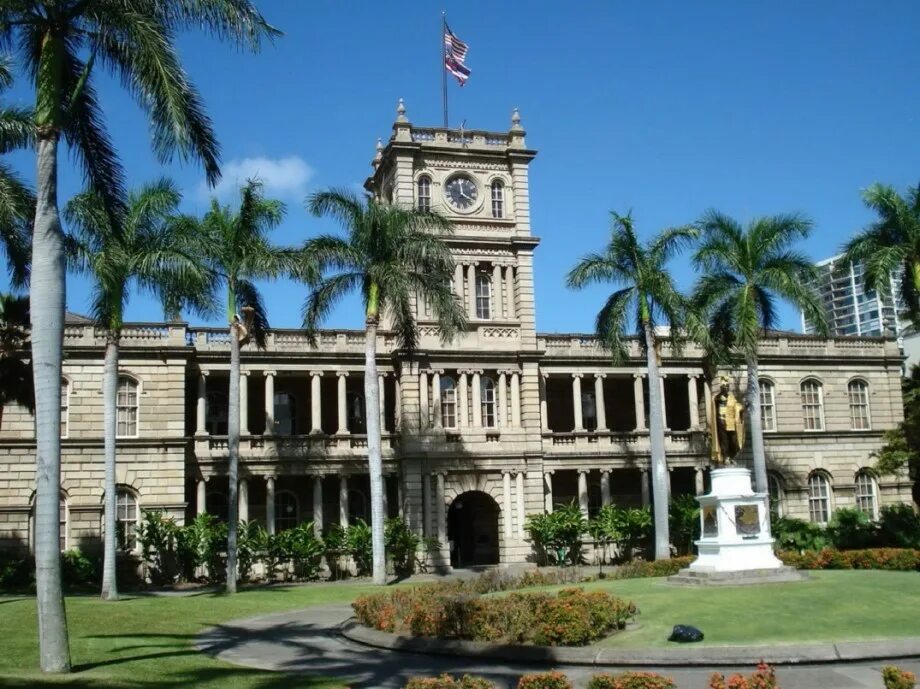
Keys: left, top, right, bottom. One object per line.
{"left": 403, "top": 675, "right": 496, "bottom": 689}
{"left": 588, "top": 672, "right": 677, "bottom": 689}
{"left": 882, "top": 666, "right": 917, "bottom": 689}
{"left": 353, "top": 585, "right": 635, "bottom": 646}
{"left": 778, "top": 548, "right": 920, "bottom": 571}
{"left": 611, "top": 557, "right": 694, "bottom": 579}
{"left": 710, "top": 662, "right": 778, "bottom": 689}
{"left": 517, "top": 671, "right": 573, "bottom": 689}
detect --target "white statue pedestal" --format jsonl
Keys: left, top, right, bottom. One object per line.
{"left": 670, "top": 467, "right": 805, "bottom": 586}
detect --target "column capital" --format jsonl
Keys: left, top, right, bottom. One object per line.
{"left": 595, "top": 373, "right": 606, "bottom": 380}
{"left": 470, "top": 368, "right": 484, "bottom": 375}
{"left": 336, "top": 370, "right": 349, "bottom": 378}
{"left": 633, "top": 373, "right": 646, "bottom": 380}
{"left": 497, "top": 368, "right": 515, "bottom": 376}
{"left": 199, "top": 370, "right": 210, "bottom": 378}
{"left": 311, "top": 473, "right": 324, "bottom": 480}
{"left": 457, "top": 368, "right": 474, "bottom": 375}
{"left": 264, "top": 370, "right": 276, "bottom": 378}
{"left": 688, "top": 373, "right": 700, "bottom": 380}
{"left": 600, "top": 468, "right": 611, "bottom": 476}
{"left": 309, "top": 370, "right": 324, "bottom": 378}
{"left": 240, "top": 370, "right": 251, "bottom": 377}
{"left": 577, "top": 468, "right": 590, "bottom": 475}
{"left": 543, "top": 469, "right": 555, "bottom": 476}
{"left": 431, "top": 368, "right": 444, "bottom": 375}
{"left": 377, "top": 371, "right": 388, "bottom": 379}
{"left": 265, "top": 474, "right": 276, "bottom": 482}
{"left": 502, "top": 469, "right": 513, "bottom": 477}
{"left": 639, "top": 467, "right": 649, "bottom": 475}
{"left": 659, "top": 372, "right": 668, "bottom": 378}
{"left": 541, "top": 371, "right": 550, "bottom": 379}
{"left": 571, "top": 372, "right": 583, "bottom": 379}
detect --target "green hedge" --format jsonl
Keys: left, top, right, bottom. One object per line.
{"left": 778, "top": 547, "right": 920, "bottom": 571}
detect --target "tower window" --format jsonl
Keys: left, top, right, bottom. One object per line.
{"left": 475, "top": 274, "right": 492, "bottom": 319}
{"left": 481, "top": 377, "right": 497, "bottom": 428}
{"left": 490, "top": 180, "right": 504, "bottom": 218}
{"left": 417, "top": 176, "right": 431, "bottom": 212}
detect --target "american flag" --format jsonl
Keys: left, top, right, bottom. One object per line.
{"left": 444, "top": 24, "right": 471, "bottom": 85}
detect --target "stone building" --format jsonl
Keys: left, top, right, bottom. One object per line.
{"left": 0, "top": 104, "right": 912, "bottom": 567}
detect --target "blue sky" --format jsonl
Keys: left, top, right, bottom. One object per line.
{"left": 3, "top": 0, "right": 920, "bottom": 333}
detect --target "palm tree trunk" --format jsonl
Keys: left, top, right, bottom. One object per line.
{"left": 746, "top": 356, "right": 768, "bottom": 494}
{"left": 226, "top": 323, "right": 240, "bottom": 593}
{"left": 364, "top": 315, "right": 386, "bottom": 585}
{"left": 32, "top": 133, "right": 71, "bottom": 671}
{"left": 101, "top": 335, "right": 119, "bottom": 600}
{"left": 643, "top": 322, "right": 670, "bottom": 560}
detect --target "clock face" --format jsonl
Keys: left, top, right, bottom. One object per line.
{"left": 444, "top": 175, "right": 479, "bottom": 210}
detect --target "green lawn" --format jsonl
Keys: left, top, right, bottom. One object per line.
{"left": 1, "top": 571, "right": 918, "bottom": 687}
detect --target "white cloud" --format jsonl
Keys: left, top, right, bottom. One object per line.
{"left": 201, "top": 155, "right": 314, "bottom": 200}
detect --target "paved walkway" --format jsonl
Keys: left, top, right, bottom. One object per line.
{"left": 196, "top": 605, "right": 920, "bottom": 689}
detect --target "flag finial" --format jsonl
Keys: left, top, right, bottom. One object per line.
{"left": 396, "top": 98, "right": 407, "bottom": 123}
{"left": 511, "top": 108, "right": 522, "bottom": 130}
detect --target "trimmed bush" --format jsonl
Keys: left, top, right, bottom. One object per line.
{"left": 517, "top": 671, "right": 573, "bottom": 689}
{"left": 882, "top": 665, "right": 917, "bottom": 689}
{"left": 710, "top": 662, "right": 779, "bottom": 689}
{"left": 403, "top": 675, "right": 495, "bottom": 689}
{"left": 612, "top": 556, "right": 693, "bottom": 579}
{"left": 589, "top": 672, "right": 677, "bottom": 689}
{"left": 778, "top": 547, "right": 920, "bottom": 571}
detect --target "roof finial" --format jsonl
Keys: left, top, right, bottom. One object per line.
{"left": 373, "top": 138, "right": 384, "bottom": 166}
{"left": 396, "top": 98, "right": 407, "bottom": 123}
{"left": 511, "top": 107, "right": 522, "bottom": 130}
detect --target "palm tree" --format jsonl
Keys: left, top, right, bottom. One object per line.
{"left": 195, "top": 180, "right": 287, "bottom": 594}
{"left": 64, "top": 179, "right": 213, "bottom": 601}
{"left": 301, "top": 189, "right": 466, "bottom": 585}
{"left": 566, "top": 211, "right": 697, "bottom": 560}
{"left": 692, "top": 211, "right": 826, "bottom": 494}
{"left": 842, "top": 182, "right": 920, "bottom": 325}
{"left": 0, "top": 56, "right": 33, "bottom": 287}
{"left": 1, "top": 2, "right": 278, "bottom": 671}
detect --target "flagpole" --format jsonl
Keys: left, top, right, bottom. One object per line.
{"left": 441, "top": 11, "right": 448, "bottom": 128}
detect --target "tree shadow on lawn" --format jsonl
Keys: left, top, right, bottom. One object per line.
{"left": 0, "top": 668, "right": 341, "bottom": 689}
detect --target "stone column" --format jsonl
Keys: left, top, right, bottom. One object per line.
{"left": 492, "top": 263, "right": 503, "bottom": 318}
{"left": 265, "top": 476, "right": 276, "bottom": 535}
{"left": 467, "top": 262, "right": 478, "bottom": 318}
{"left": 378, "top": 374, "right": 387, "bottom": 431}
{"left": 472, "top": 371, "right": 482, "bottom": 427}
{"left": 594, "top": 374, "right": 607, "bottom": 431}
{"left": 422, "top": 473, "right": 432, "bottom": 537}
{"left": 515, "top": 471, "right": 526, "bottom": 538}
{"left": 310, "top": 371, "right": 323, "bottom": 434}
{"left": 544, "top": 471, "right": 554, "bottom": 513}
{"left": 511, "top": 371, "right": 521, "bottom": 427}
{"left": 432, "top": 370, "right": 442, "bottom": 428}
{"left": 600, "top": 469, "right": 611, "bottom": 506}
{"left": 498, "top": 371, "right": 508, "bottom": 428}
{"left": 503, "top": 472, "right": 513, "bottom": 540}
{"left": 572, "top": 374, "right": 584, "bottom": 431}
{"left": 505, "top": 264, "right": 516, "bottom": 319}
{"left": 435, "top": 473, "right": 446, "bottom": 544}
{"left": 660, "top": 374, "right": 669, "bottom": 430}
{"left": 540, "top": 374, "right": 549, "bottom": 432}
{"left": 196, "top": 371, "right": 208, "bottom": 435}
{"left": 577, "top": 470, "right": 589, "bottom": 519}
{"left": 336, "top": 372, "right": 349, "bottom": 434}
{"left": 633, "top": 374, "right": 646, "bottom": 431}
{"left": 688, "top": 375, "right": 700, "bottom": 428}
{"left": 240, "top": 371, "right": 250, "bottom": 435}
{"left": 339, "top": 475, "right": 349, "bottom": 528}
{"left": 640, "top": 468, "right": 650, "bottom": 507}
{"left": 196, "top": 478, "right": 207, "bottom": 515}
{"left": 695, "top": 467, "right": 705, "bottom": 495}
{"left": 458, "top": 371, "right": 469, "bottom": 427}
{"left": 238, "top": 478, "right": 249, "bottom": 523}
{"left": 313, "top": 475, "right": 324, "bottom": 537}
{"left": 419, "top": 370, "right": 429, "bottom": 429}
{"left": 264, "top": 371, "right": 275, "bottom": 436}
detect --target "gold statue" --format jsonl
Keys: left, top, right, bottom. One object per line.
{"left": 708, "top": 376, "right": 745, "bottom": 465}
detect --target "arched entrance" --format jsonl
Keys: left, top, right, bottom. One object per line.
{"left": 447, "top": 490, "right": 500, "bottom": 568}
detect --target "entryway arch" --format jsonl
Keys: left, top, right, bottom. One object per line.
{"left": 447, "top": 490, "right": 500, "bottom": 567}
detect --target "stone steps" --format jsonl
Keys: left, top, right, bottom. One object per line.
{"left": 667, "top": 566, "right": 810, "bottom": 586}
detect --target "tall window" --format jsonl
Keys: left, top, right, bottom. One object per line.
{"left": 800, "top": 379, "right": 823, "bottom": 431}
{"left": 855, "top": 471, "right": 878, "bottom": 519}
{"left": 274, "top": 392, "right": 296, "bottom": 435}
{"left": 481, "top": 376, "right": 497, "bottom": 428}
{"left": 807, "top": 473, "right": 831, "bottom": 524}
{"left": 59, "top": 496, "right": 68, "bottom": 551}
{"left": 275, "top": 490, "right": 299, "bottom": 532}
{"left": 848, "top": 380, "right": 870, "bottom": 430}
{"left": 205, "top": 391, "right": 228, "bottom": 435}
{"left": 759, "top": 380, "right": 776, "bottom": 432}
{"left": 347, "top": 391, "right": 366, "bottom": 433}
{"left": 60, "top": 379, "right": 70, "bottom": 438}
{"left": 475, "top": 274, "right": 492, "bottom": 319}
{"left": 490, "top": 180, "right": 504, "bottom": 218}
{"left": 117, "top": 376, "right": 139, "bottom": 437}
{"left": 441, "top": 377, "right": 457, "bottom": 429}
{"left": 417, "top": 176, "right": 431, "bottom": 211}
{"left": 116, "top": 489, "right": 139, "bottom": 551}
{"left": 767, "top": 473, "right": 784, "bottom": 520}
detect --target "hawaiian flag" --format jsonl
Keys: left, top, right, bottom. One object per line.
{"left": 444, "top": 24, "right": 471, "bottom": 85}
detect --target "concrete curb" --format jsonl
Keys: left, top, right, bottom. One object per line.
{"left": 340, "top": 619, "right": 920, "bottom": 667}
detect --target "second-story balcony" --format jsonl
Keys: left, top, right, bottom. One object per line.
{"left": 542, "top": 429, "right": 708, "bottom": 459}
{"left": 194, "top": 432, "right": 400, "bottom": 461}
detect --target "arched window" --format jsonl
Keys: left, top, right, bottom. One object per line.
{"left": 800, "top": 379, "right": 824, "bottom": 431}
{"left": 848, "top": 380, "right": 871, "bottom": 430}
{"left": 759, "top": 379, "right": 776, "bottom": 432}
{"left": 117, "top": 375, "right": 139, "bottom": 437}
{"left": 767, "top": 472, "right": 784, "bottom": 520}
{"left": 274, "top": 392, "right": 296, "bottom": 435}
{"left": 490, "top": 180, "right": 504, "bottom": 218}
{"left": 205, "top": 390, "right": 228, "bottom": 435}
{"left": 475, "top": 273, "right": 492, "bottom": 319}
{"left": 855, "top": 471, "right": 878, "bottom": 520}
{"left": 807, "top": 472, "right": 832, "bottom": 524}
{"left": 275, "top": 490, "right": 299, "bottom": 532}
{"left": 347, "top": 391, "right": 366, "bottom": 434}
{"left": 441, "top": 377, "right": 457, "bottom": 429}
{"left": 480, "top": 376, "right": 497, "bottom": 428}
{"left": 116, "top": 489, "right": 139, "bottom": 551}
{"left": 60, "top": 378, "right": 70, "bottom": 439}
{"left": 416, "top": 176, "right": 431, "bottom": 212}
